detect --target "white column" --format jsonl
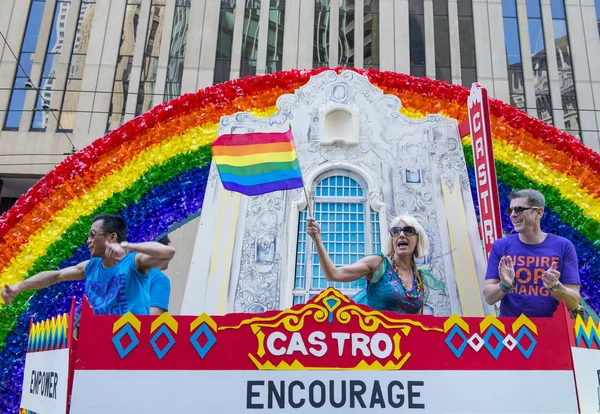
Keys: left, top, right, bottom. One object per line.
{"left": 566, "top": 0, "right": 600, "bottom": 150}
{"left": 516, "top": 0, "right": 537, "bottom": 118}
{"left": 196, "top": 0, "right": 220, "bottom": 90}
{"left": 424, "top": 0, "right": 435, "bottom": 78}
{"left": 0, "top": 0, "right": 28, "bottom": 129}
{"left": 354, "top": 0, "right": 364, "bottom": 68}
{"left": 297, "top": 0, "right": 315, "bottom": 69}
{"left": 123, "top": 0, "right": 151, "bottom": 123}
{"left": 255, "top": 0, "right": 270, "bottom": 74}
{"left": 181, "top": 0, "right": 206, "bottom": 92}
{"left": 329, "top": 0, "right": 340, "bottom": 67}
{"left": 378, "top": 0, "right": 394, "bottom": 71}
{"left": 395, "top": 0, "right": 410, "bottom": 73}
{"left": 282, "top": 0, "right": 299, "bottom": 69}
{"left": 472, "top": 0, "right": 495, "bottom": 93}
{"left": 540, "top": 0, "right": 565, "bottom": 130}
{"left": 20, "top": 0, "right": 58, "bottom": 131}
{"left": 153, "top": 0, "right": 177, "bottom": 107}
{"left": 448, "top": 0, "right": 461, "bottom": 85}
{"left": 228, "top": 0, "right": 246, "bottom": 80}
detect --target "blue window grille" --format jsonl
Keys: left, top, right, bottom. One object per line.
{"left": 293, "top": 173, "right": 381, "bottom": 304}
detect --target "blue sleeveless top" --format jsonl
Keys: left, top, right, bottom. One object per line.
{"left": 365, "top": 254, "right": 423, "bottom": 314}
{"left": 84, "top": 253, "right": 149, "bottom": 315}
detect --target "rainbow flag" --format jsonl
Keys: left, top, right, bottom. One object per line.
{"left": 211, "top": 129, "right": 304, "bottom": 196}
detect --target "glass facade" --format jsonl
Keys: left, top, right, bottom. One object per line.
{"left": 214, "top": 0, "right": 236, "bottom": 84}
{"left": 503, "top": 0, "right": 526, "bottom": 110}
{"left": 4, "top": 0, "right": 47, "bottom": 130}
{"left": 240, "top": 0, "right": 261, "bottom": 78}
{"left": 107, "top": 0, "right": 141, "bottom": 131}
{"left": 313, "top": 0, "right": 330, "bottom": 68}
{"left": 409, "top": 0, "right": 425, "bottom": 77}
{"left": 363, "top": 0, "right": 379, "bottom": 69}
{"left": 551, "top": 0, "right": 579, "bottom": 138}
{"left": 293, "top": 174, "right": 381, "bottom": 304}
{"left": 32, "top": 0, "right": 71, "bottom": 131}
{"left": 338, "top": 0, "right": 354, "bottom": 67}
{"left": 164, "top": 0, "right": 190, "bottom": 102}
{"left": 58, "top": 0, "right": 95, "bottom": 131}
{"left": 527, "top": 0, "right": 553, "bottom": 124}
{"left": 458, "top": 0, "right": 476, "bottom": 87}
{"left": 266, "top": 0, "right": 285, "bottom": 73}
{"left": 136, "top": 0, "right": 166, "bottom": 116}
{"left": 433, "top": 0, "right": 451, "bottom": 83}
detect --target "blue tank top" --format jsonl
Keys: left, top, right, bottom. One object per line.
{"left": 366, "top": 254, "right": 424, "bottom": 314}
{"left": 84, "top": 253, "right": 149, "bottom": 315}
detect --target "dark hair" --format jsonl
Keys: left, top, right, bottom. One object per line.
{"left": 157, "top": 235, "right": 171, "bottom": 246}
{"left": 92, "top": 214, "right": 128, "bottom": 242}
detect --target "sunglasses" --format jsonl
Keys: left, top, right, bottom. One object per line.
{"left": 389, "top": 226, "right": 417, "bottom": 237}
{"left": 505, "top": 206, "right": 540, "bottom": 215}
{"left": 88, "top": 230, "right": 111, "bottom": 239}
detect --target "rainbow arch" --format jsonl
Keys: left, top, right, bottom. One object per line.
{"left": 1, "top": 68, "right": 599, "bottom": 410}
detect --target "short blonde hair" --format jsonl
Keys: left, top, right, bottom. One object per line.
{"left": 381, "top": 215, "right": 430, "bottom": 258}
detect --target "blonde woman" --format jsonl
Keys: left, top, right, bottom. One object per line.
{"left": 307, "top": 215, "right": 442, "bottom": 314}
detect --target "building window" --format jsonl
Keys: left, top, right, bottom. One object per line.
{"left": 4, "top": 0, "right": 47, "bottom": 130}
{"left": 551, "top": 0, "right": 580, "bottom": 139}
{"left": 107, "top": 0, "right": 141, "bottom": 131}
{"left": 136, "top": 0, "right": 166, "bottom": 116}
{"left": 214, "top": 0, "right": 236, "bottom": 84}
{"left": 32, "top": 0, "right": 72, "bottom": 131}
{"left": 293, "top": 173, "right": 381, "bottom": 304}
{"left": 409, "top": 0, "right": 425, "bottom": 77}
{"left": 164, "top": 0, "right": 190, "bottom": 101}
{"left": 313, "top": 0, "right": 331, "bottom": 68}
{"left": 433, "top": 0, "right": 451, "bottom": 83}
{"left": 503, "top": 0, "right": 526, "bottom": 110}
{"left": 338, "top": 0, "right": 354, "bottom": 67}
{"left": 363, "top": 0, "right": 379, "bottom": 69}
{"left": 458, "top": 0, "right": 476, "bottom": 87}
{"left": 58, "top": 0, "right": 96, "bottom": 132}
{"left": 240, "top": 0, "right": 261, "bottom": 77}
{"left": 266, "top": 0, "right": 285, "bottom": 73}
{"left": 527, "top": 0, "right": 553, "bottom": 124}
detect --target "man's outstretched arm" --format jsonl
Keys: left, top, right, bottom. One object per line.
{"left": 1, "top": 261, "right": 88, "bottom": 305}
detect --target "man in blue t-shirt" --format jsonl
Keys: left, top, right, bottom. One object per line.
{"left": 1, "top": 214, "right": 175, "bottom": 315}
{"left": 146, "top": 236, "right": 171, "bottom": 315}
{"left": 483, "top": 189, "right": 581, "bottom": 317}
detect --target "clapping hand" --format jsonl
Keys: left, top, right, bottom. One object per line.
{"left": 542, "top": 261, "right": 560, "bottom": 290}
{"left": 498, "top": 255, "right": 516, "bottom": 287}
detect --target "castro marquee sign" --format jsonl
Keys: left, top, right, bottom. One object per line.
{"left": 468, "top": 83, "right": 502, "bottom": 258}
{"left": 67, "top": 288, "right": 579, "bottom": 413}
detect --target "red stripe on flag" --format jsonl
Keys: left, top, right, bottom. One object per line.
{"left": 212, "top": 130, "right": 293, "bottom": 147}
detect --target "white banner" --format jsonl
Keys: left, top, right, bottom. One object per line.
{"left": 571, "top": 347, "right": 600, "bottom": 413}
{"left": 20, "top": 349, "right": 70, "bottom": 414}
{"left": 70, "top": 370, "right": 578, "bottom": 413}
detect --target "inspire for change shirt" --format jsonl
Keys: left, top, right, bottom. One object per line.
{"left": 85, "top": 253, "right": 149, "bottom": 315}
{"left": 485, "top": 234, "right": 580, "bottom": 317}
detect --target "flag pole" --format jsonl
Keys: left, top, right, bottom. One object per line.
{"left": 303, "top": 187, "right": 313, "bottom": 217}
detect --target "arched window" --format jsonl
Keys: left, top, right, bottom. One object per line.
{"left": 293, "top": 171, "right": 381, "bottom": 304}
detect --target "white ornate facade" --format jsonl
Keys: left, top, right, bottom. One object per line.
{"left": 182, "top": 70, "right": 491, "bottom": 317}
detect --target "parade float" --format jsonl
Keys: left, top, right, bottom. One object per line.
{"left": 2, "top": 68, "right": 600, "bottom": 413}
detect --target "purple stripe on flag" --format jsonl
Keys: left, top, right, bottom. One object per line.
{"left": 222, "top": 178, "right": 304, "bottom": 196}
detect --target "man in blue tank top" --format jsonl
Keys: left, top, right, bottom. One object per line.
{"left": 483, "top": 189, "right": 580, "bottom": 317}
{"left": 1, "top": 214, "right": 175, "bottom": 315}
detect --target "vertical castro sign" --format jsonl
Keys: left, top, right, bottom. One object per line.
{"left": 468, "top": 83, "right": 502, "bottom": 259}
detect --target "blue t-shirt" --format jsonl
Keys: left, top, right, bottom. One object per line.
{"left": 84, "top": 253, "right": 149, "bottom": 315}
{"left": 485, "top": 233, "right": 580, "bottom": 317}
{"left": 146, "top": 268, "right": 171, "bottom": 312}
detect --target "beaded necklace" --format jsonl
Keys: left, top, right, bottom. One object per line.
{"left": 389, "top": 254, "right": 423, "bottom": 299}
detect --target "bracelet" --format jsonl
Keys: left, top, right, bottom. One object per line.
{"left": 550, "top": 281, "right": 561, "bottom": 293}
{"left": 120, "top": 241, "right": 129, "bottom": 253}
{"left": 499, "top": 280, "right": 514, "bottom": 293}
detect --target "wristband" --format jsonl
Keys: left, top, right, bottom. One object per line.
{"left": 499, "top": 280, "right": 514, "bottom": 293}
{"left": 550, "top": 281, "right": 561, "bottom": 293}
{"left": 120, "top": 241, "right": 129, "bottom": 253}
